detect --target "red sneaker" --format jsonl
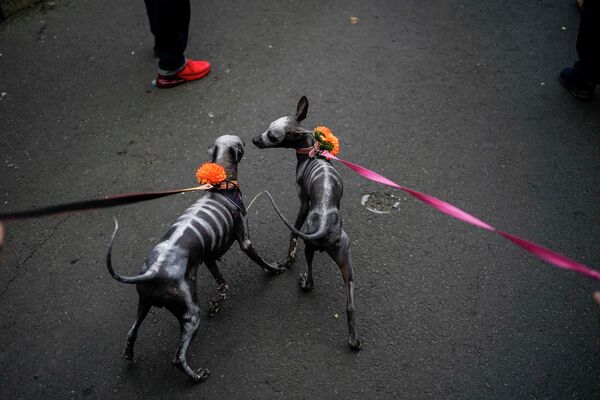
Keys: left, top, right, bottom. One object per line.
{"left": 154, "top": 59, "right": 211, "bottom": 89}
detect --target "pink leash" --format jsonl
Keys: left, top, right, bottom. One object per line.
{"left": 319, "top": 150, "right": 600, "bottom": 281}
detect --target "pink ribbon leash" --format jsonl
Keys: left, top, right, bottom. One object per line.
{"left": 320, "top": 150, "right": 600, "bottom": 282}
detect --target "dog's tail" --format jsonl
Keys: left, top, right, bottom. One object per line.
{"left": 106, "top": 218, "right": 157, "bottom": 284}
{"left": 262, "top": 191, "right": 329, "bottom": 241}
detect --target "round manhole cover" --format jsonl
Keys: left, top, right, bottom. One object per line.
{"left": 361, "top": 192, "right": 401, "bottom": 214}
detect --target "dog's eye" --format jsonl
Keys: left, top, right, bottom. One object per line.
{"left": 267, "top": 131, "right": 277, "bottom": 141}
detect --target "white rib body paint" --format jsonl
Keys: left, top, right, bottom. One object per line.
{"left": 165, "top": 194, "right": 235, "bottom": 256}
{"left": 297, "top": 157, "right": 343, "bottom": 242}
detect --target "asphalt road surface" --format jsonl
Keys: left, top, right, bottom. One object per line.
{"left": 1, "top": 0, "right": 599, "bottom": 399}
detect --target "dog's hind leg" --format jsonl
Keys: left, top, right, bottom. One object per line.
{"left": 123, "top": 298, "right": 151, "bottom": 360}
{"left": 299, "top": 245, "right": 315, "bottom": 291}
{"left": 169, "top": 292, "right": 209, "bottom": 383}
{"left": 205, "top": 260, "right": 228, "bottom": 316}
{"left": 327, "top": 230, "right": 361, "bottom": 350}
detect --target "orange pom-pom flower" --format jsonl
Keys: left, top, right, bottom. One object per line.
{"left": 195, "top": 163, "right": 227, "bottom": 185}
{"left": 314, "top": 126, "right": 340, "bottom": 156}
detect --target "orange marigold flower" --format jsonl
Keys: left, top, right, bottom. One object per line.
{"left": 325, "top": 133, "right": 340, "bottom": 156}
{"left": 315, "top": 126, "right": 332, "bottom": 136}
{"left": 195, "top": 162, "right": 227, "bottom": 185}
{"left": 314, "top": 126, "right": 340, "bottom": 156}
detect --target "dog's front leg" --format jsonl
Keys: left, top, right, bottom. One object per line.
{"left": 285, "top": 201, "right": 309, "bottom": 267}
{"left": 240, "top": 239, "right": 285, "bottom": 274}
{"left": 237, "top": 217, "right": 285, "bottom": 274}
{"left": 205, "top": 260, "right": 228, "bottom": 316}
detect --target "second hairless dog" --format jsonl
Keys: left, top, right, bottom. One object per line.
{"left": 106, "top": 135, "right": 285, "bottom": 382}
{"left": 252, "top": 96, "right": 360, "bottom": 349}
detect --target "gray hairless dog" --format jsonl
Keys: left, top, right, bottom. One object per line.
{"left": 106, "top": 135, "right": 284, "bottom": 382}
{"left": 252, "top": 96, "right": 360, "bottom": 349}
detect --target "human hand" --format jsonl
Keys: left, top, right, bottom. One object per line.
{"left": 594, "top": 291, "right": 600, "bottom": 307}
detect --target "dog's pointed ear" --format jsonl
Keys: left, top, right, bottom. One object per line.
{"left": 207, "top": 144, "right": 217, "bottom": 161}
{"left": 230, "top": 141, "right": 245, "bottom": 163}
{"left": 295, "top": 96, "right": 309, "bottom": 122}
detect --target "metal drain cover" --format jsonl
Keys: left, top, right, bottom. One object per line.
{"left": 361, "top": 192, "right": 401, "bottom": 214}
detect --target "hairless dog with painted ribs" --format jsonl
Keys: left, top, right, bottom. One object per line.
{"left": 252, "top": 96, "right": 360, "bottom": 349}
{"left": 106, "top": 135, "right": 284, "bottom": 383}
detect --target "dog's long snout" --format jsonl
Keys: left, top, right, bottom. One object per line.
{"left": 252, "top": 135, "right": 265, "bottom": 148}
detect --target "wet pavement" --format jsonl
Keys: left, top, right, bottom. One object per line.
{"left": 0, "top": 0, "right": 599, "bottom": 399}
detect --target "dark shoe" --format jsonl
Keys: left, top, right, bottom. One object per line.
{"left": 559, "top": 67, "right": 595, "bottom": 100}
{"left": 153, "top": 59, "right": 211, "bottom": 89}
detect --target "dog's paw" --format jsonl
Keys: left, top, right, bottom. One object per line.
{"left": 267, "top": 263, "right": 286, "bottom": 275}
{"left": 192, "top": 368, "right": 210, "bottom": 383}
{"left": 348, "top": 337, "right": 362, "bottom": 350}
{"left": 298, "top": 273, "right": 313, "bottom": 291}
{"left": 207, "top": 300, "right": 220, "bottom": 317}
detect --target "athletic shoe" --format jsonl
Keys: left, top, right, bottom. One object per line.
{"left": 153, "top": 59, "right": 211, "bottom": 89}
{"left": 559, "top": 67, "right": 595, "bottom": 100}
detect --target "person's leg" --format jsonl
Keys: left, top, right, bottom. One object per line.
{"left": 145, "top": 0, "right": 210, "bottom": 88}
{"left": 575, "top": 0, "right": 600, "bottom": 80}
{"left": 146, "top": 0, "right": 211, "bottom": 88}
{"left": 151, "top": 0, "right": 190, "bottom": 73}
{"left": 144, "top": 0, "right": 156, "bottom": 37}
{"left": 560, "top": 0, "right": 600, "bottom": 99}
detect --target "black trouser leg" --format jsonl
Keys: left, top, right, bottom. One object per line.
{"left": 144, "top": 0, "right": 190, "bottom": 72}
{"left": 575, "top": 0, "right": 600, "bottom": 81}
{"left": 144, "top": 0, "right": 156, "bottom": 36}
